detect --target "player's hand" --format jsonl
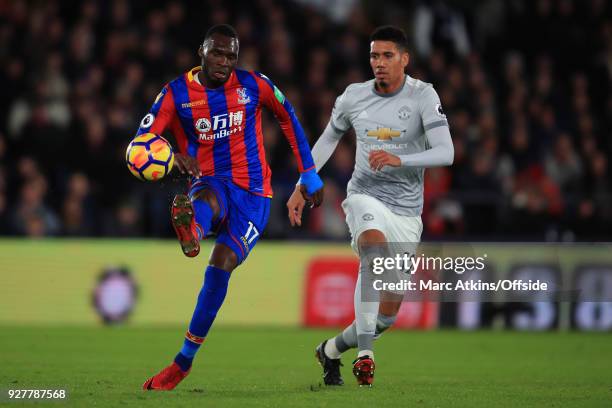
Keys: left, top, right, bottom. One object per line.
{"left": 369, "top": 149, "right": 401, "bottom": 171}
{"left": 174, "top": 153, "right": 202, "bottom": 177}
{"left": 299, "top": 184, "right": 324, "bottom": 208}
{"left": 298, "top": 168, "right": 324, "bottom": 208}
{"left": 287, "top": 186, "right": 306, "bottom": 227}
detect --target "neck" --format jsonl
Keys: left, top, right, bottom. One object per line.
{"left": 375, "top": 74, "right": 406, "bottom": 94}
{"left": 197, "top": 68, "right": 225, "bottom": 89}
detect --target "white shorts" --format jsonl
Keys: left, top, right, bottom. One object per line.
{"left": 342, "top": 193, "right": 423, "bottom": 253}
{"left": 342, "top": 194, "right": 422, "bottom": 295}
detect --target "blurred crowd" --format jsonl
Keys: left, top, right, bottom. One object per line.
{"left": 0, "top": 0, "right": 610, "bottom": 241}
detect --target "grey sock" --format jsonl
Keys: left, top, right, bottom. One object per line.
{"left": 333, "top": 312, "right": 398, "bottom": 354}
{"left": 355, "top": 248, "right": 383, "bottom": 354}
{"left": 333, "top": 241, "right": 397, "bottom": 356}
{"left": 334, "top": 321, "right": 357, "bottom": 353}
{"left": 374, "top": 313, "right": 397, "bottom": 339}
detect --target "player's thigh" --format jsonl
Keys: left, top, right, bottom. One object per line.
{"left": 384, "top": 212, "right": 423, "bottom": 296}
{"left": 345, "top": 195, "right": 422, "bottom": 296}
{"left": 386, "top": 212, "right": 422, "bottom": 269}
{"left": 216, "top": 190, "right": 271, "bottom": 266}
{"left": 341, "top": 194, "right": 389, "bottom": 254}
{"left": 386, "top": 213, "right": 423, "bottom": 244}
{"left": 189, "top": 176, "right": 229, "bottom": 224}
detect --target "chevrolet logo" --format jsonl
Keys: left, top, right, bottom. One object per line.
{"left": 366, "top": 128, "right": 401, "bottom": 141}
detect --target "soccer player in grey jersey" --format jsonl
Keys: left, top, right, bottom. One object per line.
{"left": 287, "top": 26, "right": 453, "bottom": 386}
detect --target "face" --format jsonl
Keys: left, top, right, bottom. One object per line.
{"left": 369, "top": 40, "right": 409, "bottom": 87}
{"left": 199, "top": 33, "right": 239, "bottom": 83}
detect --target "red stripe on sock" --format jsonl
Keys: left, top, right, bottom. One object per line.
{"left": 185, "top": 331, "right": 205, "bottom": 344}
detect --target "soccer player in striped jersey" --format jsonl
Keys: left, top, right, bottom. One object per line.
{"left": 140, "top": 24, "right": 324, "bottom": 391}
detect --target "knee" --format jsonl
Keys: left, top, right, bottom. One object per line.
{"left": 209, "top": 244, "right": 238, "bottom": 273}
{"left": 357, "top": 229, "right": 386, "bottom": 251}
{"left": 357, "top": 229, "right": 389, "bottom": 274}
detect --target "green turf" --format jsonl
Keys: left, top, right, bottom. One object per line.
{"left": 1, "top": 326, "right": 610, "bottom": 407}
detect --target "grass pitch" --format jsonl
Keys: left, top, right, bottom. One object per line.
{"left": 1, "top": 326, "right": 610, "bottom": 407}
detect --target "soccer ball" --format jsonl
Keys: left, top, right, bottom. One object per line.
{"left": 126, "top": 133, "right": 175, "bottom": 181}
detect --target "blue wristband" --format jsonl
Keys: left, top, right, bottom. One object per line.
{"left": 298, "top": 168, "right": 324, "bottom": 195}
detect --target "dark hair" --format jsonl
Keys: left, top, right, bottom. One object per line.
{"left": 205, "top": 24, "right": 238, "bottom": 41}
{"left": 370, "top": 25, "right": 409, "bottom": 52}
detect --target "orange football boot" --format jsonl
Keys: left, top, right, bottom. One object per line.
{"left": 171, "top": 194, "right": 200, "bottom": 257}
{"left": 142, "top": 362, "right": 190, "bottom": 391}
{"left": 352, "top": 356, "right": 375, "bottom": 387}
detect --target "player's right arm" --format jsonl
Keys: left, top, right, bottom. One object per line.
{"left": 135, "top": 85, "right": 200, "bottom": 176}
{"left": 287, "top": 89, "right": 351, "bottom": 226}
{"left": 308, "top": 89, "right": 351, "bottom": 171}
{"left": 136, "top": 86, "right": 174, "bottom": 136}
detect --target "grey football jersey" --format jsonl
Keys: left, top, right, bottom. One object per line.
{"left": 331, "top": 75, "right": 448, "bottom": 216}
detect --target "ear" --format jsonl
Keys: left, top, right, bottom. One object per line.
{"left": 198, "top": 45, "right": 204, "bottom": 58}
{"left": 402, "top": 52, "right": 410, "bottom": 70}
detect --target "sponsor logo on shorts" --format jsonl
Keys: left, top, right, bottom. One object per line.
{"left": 362, "top": 213, "right": 374, "bottom": 221}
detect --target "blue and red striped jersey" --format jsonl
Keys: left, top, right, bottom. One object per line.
{"left": 136, "top": 66, "right": 315, "bottom": 197}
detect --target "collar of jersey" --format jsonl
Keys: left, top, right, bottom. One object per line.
{"left": 187, "top": 66, "right": 235, "bottom": 90}
{"left": 187, "top": 66, "right": 202, "bottom": 83}
{"left": 372, "top": 74, "right": 408, "bottom": 98}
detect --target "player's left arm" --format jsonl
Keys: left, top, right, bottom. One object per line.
{"left": 255, "top": 72, "right": 323, "bottom": 205}
{"left": 369, "top": 86, "right": 454, "bottom": 170}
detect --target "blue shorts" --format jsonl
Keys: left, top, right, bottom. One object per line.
{"left": 189, "top": 177, "right": 270, "bottom": 265}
